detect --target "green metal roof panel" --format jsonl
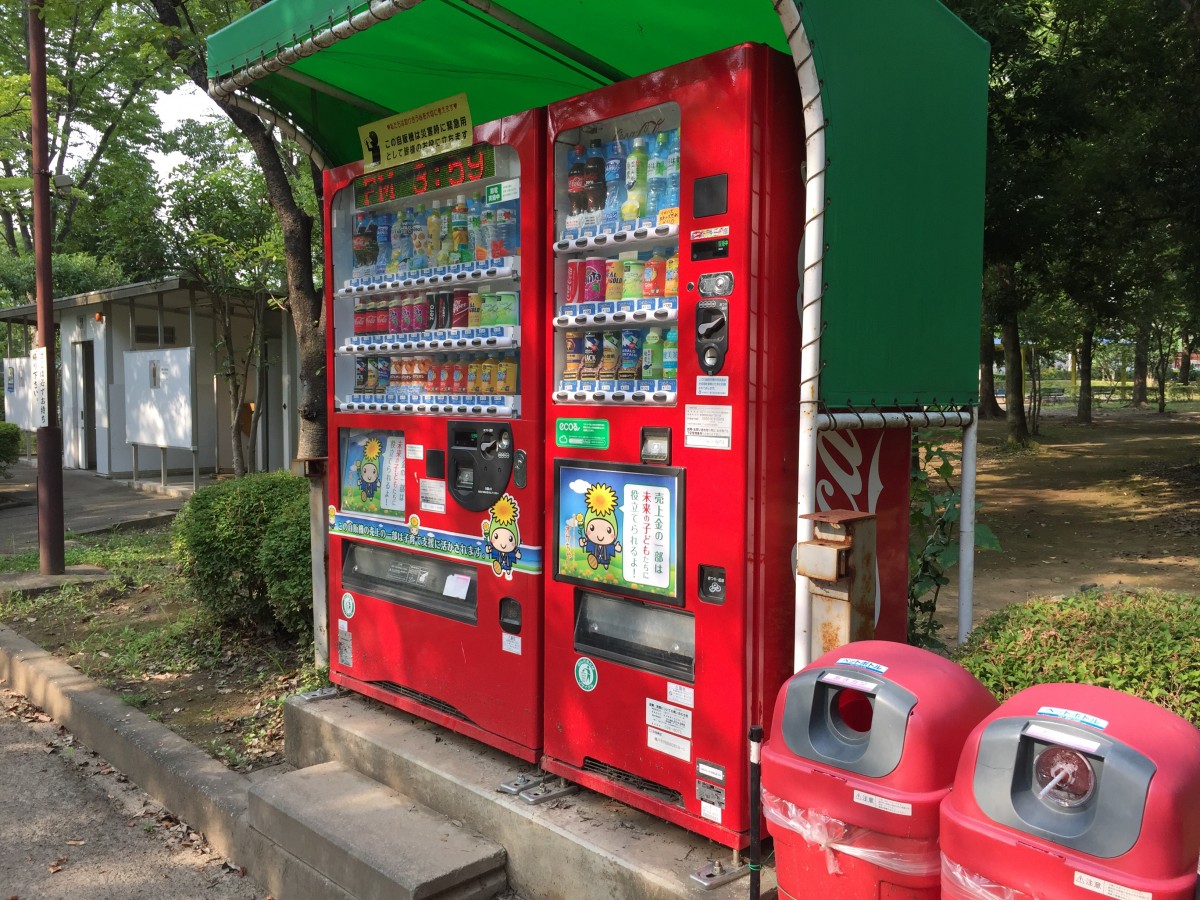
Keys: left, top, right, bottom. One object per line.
{"left": 806, "top": 0, "right": 989, "bottom": 408}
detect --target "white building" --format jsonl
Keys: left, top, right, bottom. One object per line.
{"left": 2, "top": 277, "right": 299, "bottom": 483}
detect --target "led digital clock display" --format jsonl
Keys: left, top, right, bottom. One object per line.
{"left": 354, "top": 143, "right": 495, "bottom": 209}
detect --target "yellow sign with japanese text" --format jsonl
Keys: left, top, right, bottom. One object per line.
{"left": 358, "top": 93, "right": 473, "bottom": 172}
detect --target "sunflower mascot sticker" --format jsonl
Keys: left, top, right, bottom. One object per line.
{"left": 580, "top": 483, "right": 622, "bottom": 571}
{"left": 357, "top": 437, "right": 382, "bottom": 504}
{"left": 483, "top": 493, "right": 521, "bottom": 579}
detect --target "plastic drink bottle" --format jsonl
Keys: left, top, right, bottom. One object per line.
{"left": 410, "top": 204, "right": 428, "bottom": 269}
{"left": 468, "top": 193, "right": 485, "bottom": 261}
{"left": 664, "top": 130, "right": 681, "bottom": 209}
{"left": 374, "top": 212, "right": 393, "bottom": 278}
{"left": 602, "top": 139, "right": 627, "bottom": 232}
{"left": 624, "top": 137, "right": 649, "bottom": 223}
{"left": 567, "top": 145, "right": 588, "bottom": 215}
{"left": 585, "top": 139, "right": 606, "bottom": 212}
{"left": 451, "top": 195, "right": 470, "bottom": 262}
{"left": 427, "top": 201, "right": 443, "bottom": 259}
{"left": 646, "top": 133, "right": 669, "bottom": 220}
{"left": 642, "top": 327, "right": 663, "bottom": 379}
{"left": 662, "top": 326, "right": 678, "bottom": 379}
{"left": 493, "top": 202, "right": 517, "bottom": 258}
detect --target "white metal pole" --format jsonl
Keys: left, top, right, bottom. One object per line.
{"left": 776, "top": 0, "right": 827, "bottom": 671}
{"left": 957, "top": 409, "right": 978, "bottom": 645}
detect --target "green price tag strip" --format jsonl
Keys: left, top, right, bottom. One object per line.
{"left": 556, "top": 418, "right": 609, "bottom": 449}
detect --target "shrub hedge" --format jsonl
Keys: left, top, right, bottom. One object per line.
{"left": 173, "top": 471, "right": 313, "bottom": 637}
{"left": 954, "top": 589, "right": 1200, "bottom": 726}
{"left": 0, "top": 421, "right": 20, "bottom": 478}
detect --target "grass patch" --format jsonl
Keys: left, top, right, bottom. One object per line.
{"left": 954, "top": 589, "right": 1200, "bottom": 726}
{"left": 0, "top": 523, "right": 327, "bottom": 771}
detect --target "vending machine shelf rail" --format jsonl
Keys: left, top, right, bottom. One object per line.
{"left": 340, "top": 325, "right": 521, "bottom": 354}
{"left": 552, "top": 308, "right": 678, "bottom": 330}
{"left": 336, "top": 262, "right": 518, "bottom": 295}
{"left": 554, "top": 223, "right": 679, "bottom": 254}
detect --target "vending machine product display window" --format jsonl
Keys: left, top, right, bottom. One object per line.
{"left": 550, "top": 102, "right": 684, "bottom": 406}
{"left": 325, "top": 110, "right": 547, "bottom": 763}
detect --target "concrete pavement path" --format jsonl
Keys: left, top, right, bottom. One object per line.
{"left": 0, "top": 685, "right": 269, "bottom": 900}
{"left": 0, "top": 460, "right": 188, "bottom": 556}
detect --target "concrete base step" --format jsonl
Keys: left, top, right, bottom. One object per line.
{"left": 248, "top": 760, "right": 508, "bottom": 900}
{"left": 286, "top": 689, "right": 778, "bottom": 900}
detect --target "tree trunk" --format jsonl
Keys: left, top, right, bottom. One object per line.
{"left": 978, "top": 325, "right": 1003, "bottom": 418}
{"left": 1077, "top": 327, "right": 1095, "bottom": 424}
{"left": 1001, "top": 310, "right": 1031, "bottom": 445}
{"left": 1132, "top": 317, "right": 1149, "bottom": 407}
{"left": 1181, "top": 331, "right": 1195, "bottom": 385}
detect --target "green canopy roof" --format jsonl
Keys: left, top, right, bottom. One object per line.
{"left": 207, "top": 0, "right": 792, "bottom": 167}
{"left": 207, "top": 0, "right": 989, "bottom": 408}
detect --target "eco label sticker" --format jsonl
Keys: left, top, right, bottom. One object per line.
{"left": 340, "top": 592, "right": 356, "bottom": 619}
{"left": 555, "top": 418, "right": 610, "bottom": 449}
{"left": 575, "top": 657, "right": 599, "bottom": 692}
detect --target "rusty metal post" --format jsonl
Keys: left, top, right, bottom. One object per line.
{"left": 795, "top": 510, "right": 877, "bottom": 659}
{"left": 28, "top": 0, "right": 64, "bottom": 575}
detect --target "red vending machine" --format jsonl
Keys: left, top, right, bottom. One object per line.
{"left": 540, "top": 44, "right": 805, "bottom": 846}
{"left": 325, "top": 111, "right": 546, "bottom": 761}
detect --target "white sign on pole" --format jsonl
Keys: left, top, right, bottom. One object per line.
{"left": 30, "top": 347, "right": 48, "bottom": 428}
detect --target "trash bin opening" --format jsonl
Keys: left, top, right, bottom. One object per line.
{"left": 833, "top": 687, "right": 874, "bottom": 736}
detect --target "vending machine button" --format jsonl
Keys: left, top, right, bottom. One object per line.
{"left": 698, "top": 565, "right": 727, "bottom": 604}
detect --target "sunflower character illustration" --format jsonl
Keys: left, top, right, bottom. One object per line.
{"left": 580, "top": 483, "right": 621, "bottom": 571}
{"left": 483, "top": 494, "right": 521, "bottom": 579}
{"left": 358, "top": 437, "right": 383, "bottom": 503}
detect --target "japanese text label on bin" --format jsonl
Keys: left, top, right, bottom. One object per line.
{"left": 941, "top": 682, "right": 1200, "bottom": 900}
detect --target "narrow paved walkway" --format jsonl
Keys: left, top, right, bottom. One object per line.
{"left": 0, "top": 460, "right": 190, "bottom": 556}
{"left": 0, "top": 686, "right": 267, "bottom": 899}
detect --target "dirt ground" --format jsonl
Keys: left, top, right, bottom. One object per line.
{"left": 936, "top": 404, "right": 1200, "bottom": 639}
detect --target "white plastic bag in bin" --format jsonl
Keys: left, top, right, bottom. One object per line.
{"left": 761, "top": 786, "right": 940, "bottom": 877}
{"left": 941, "top": 854, "right": 1041, "bottom": 900}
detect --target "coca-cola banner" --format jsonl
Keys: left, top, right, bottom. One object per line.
{"left": 815, "top": 428, "right": 911, "bottom": 642}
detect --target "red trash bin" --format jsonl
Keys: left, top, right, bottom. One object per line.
{"left": 941, "top": 682, "right": 1200, "bottom": 900}
{"left": 760, "top": 640, "right": 998, "bottom": 899}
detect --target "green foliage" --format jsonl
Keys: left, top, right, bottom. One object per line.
{"left": 0, "top": 421, "right": 19, "bottom": 478}
{"left": 954, "top": 590, "right": 1200, "bottom": 727}
{"left": 908, "top": 438, "right": 1000, "bottom": 649}
{"left": 173, "top": 471, "right": 312, "bottom": 632}
{"left": 256, "top": 485, "right": 314, "bottom": 639}
{"left": 0, "top": 251, "right": 125, "bottom": 305}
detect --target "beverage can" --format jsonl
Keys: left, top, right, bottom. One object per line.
{"left": 583, "top": 257, "right": 606, "bottom": 303}
{"left": 622, "top": 260, "right": 645, "bottom": 299}
{"left": 664, "top": 248, "right": 680, "bottom": 297}
{"left": 411, "top": 356, "right": 431, "bottom": 395}
{"left": 566, "top": 258, "right": 586, "bottom": 306}
{"left": 643, "top": 250, "right": 665, "bottom": 298}
{"left": 618, "top": 329, "right": 642, "bottom": 380}
{"left": 437, "top": 291, "right": 454, "bottom": 330}
{"left": 605, "top": 259, "right": 625, "bottom": 300}
{"left": 452, "top": 289, "right": 471, "bottom": 328}
{"left": 354, "top": 356, "right": 367, "bottom": 394}
{"left": 493, "top": 291, "right": 519, "bottom": 326}
{"left": 562, "top": 330, "right": 585, "bottom": 379}
{"left": 425, "top": 292, "right": 438, "bottom": 331}
{"left": 467, "top": 292, "right": 484, "bottom": 326}
{"left": 467, "top": 357, "right": 482, "bottom": 393}
{"left": 598, "top": 331, "right": 620, "bottom": 378}
{"left": 579, "top": 332, "right": 602, "bottom": 378}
